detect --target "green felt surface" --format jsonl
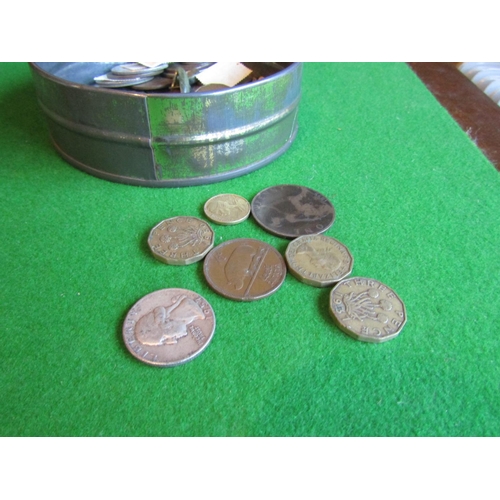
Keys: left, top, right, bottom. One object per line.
{"left": 1, "top": 62, "right": 499, "bottom": 437}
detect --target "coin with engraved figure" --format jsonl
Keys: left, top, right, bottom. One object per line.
{"left": 329, "top": 277, "right": 406, "bottom": 343}
{"left": 123, "top": 288, "right": 216, "bottom": 367}
{"left": 251, "top": 185, "right": 335, "bottom": 238}
{"left": 285, "top": 234, "right": 353, "bottom": 287}
{"left": 204, "top": 193, "right": 251, "bottom": 225}
{"left": 203, "top": 238, "right": 286, "bottom": 301}
{"left": 148, "top": 216, "right": 214, "bottom": 265}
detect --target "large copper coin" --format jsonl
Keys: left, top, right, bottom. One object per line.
{"left": 285, "top": 234, "right": 353, "bottom": 287}
{"left": 329, "top": 277, "right": 407, "bottom": 343}
{"left": 203, "top": 238, "right": 286, "bottom": 301}
{"left": 123, "top": 288, "right": 216, "bottom": 367}
{"left": 148, "top": 216, "right": 214, "bottom": 265}
{"left": 251, "top": 185, "right": 335, "bottom": 238}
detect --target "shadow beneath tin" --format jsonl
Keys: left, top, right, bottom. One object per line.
{"left": 0, "top": 81, "right": 54, "bottom": 151}
{"left": 0, "top": 81, "right": 70, "bottom": 180}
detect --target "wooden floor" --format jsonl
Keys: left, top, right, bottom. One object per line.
{"left": 408, "top": 62, "right": 500, "bottom": 172}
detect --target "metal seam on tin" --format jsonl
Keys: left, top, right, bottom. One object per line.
{"left": 51, "top": 124, "right": 298, "bottom": 187}
{"left": 30, "top": 62, "right": 303, "bottom": 187}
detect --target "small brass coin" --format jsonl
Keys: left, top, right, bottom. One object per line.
{"left": 329, "top": 277, "right": 407, "bottom": 343}
{"left": 251, "top": 184, "right": 335, "bottom": 238}
{"left": 203, "top": 238, "right": 286, "bottom": 301}
{"left": 123, "top": 288, "right": 216, "bottom": 367}
{"left": 285, "top": 234, "right": 353, "bottom": 287}
{"left": 204, "top": 193, "right": 251, "bottom": 225}
{"left": 148, "top": 216, "right": 214, "bottom": 265}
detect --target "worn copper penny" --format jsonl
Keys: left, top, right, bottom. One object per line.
{"left": 329, "top": 277, "right": 406, "bottom": 343}
{"left": 123, "top": 288, "right": 216, "bottom": 367}
{"left": 148, "top": 216, "right": 214, "bottom": 265}
{"left": 251, "top": 184, "right": 335, "bottom": 238}
{"left": 203, "top": 238, "right": 287, "bottom": 301}
{"left": 204, "top": 193, "right": 251, "bottom": 225}
{"left": 285, "top": 234, "right": 353, "bottom": 287}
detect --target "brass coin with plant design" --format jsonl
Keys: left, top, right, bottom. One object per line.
{"left": 329, "top": 277, "right": 406, "bottom": 343}
{"left": 148, "top": 216, "right": 214, "bottom": 265}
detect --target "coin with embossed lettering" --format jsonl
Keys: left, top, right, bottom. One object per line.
{"left": 123, "top": 288, "right": 216, "bottom": 367}
{"left": 148, "top": 216, "right": 214, "bottom": 265}
{"left": 251, "top": 185, "right": 335, "bottom": 238}
{"left": 204, "top": 193, "right": 251, "bottom": 225}
{"left": 329, "top": 277, "right": 406, "bottom": 343}
{"left": 285, "top": 234, "right": 353, "bottom": 287}
{"left": 203, "top": 238, "right": 286, "bottom": 301}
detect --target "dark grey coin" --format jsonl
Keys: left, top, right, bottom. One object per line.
{"left": 251, "top": 185, "right": 335, "bottom": 238}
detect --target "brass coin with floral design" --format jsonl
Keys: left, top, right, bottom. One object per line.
{"left": 148, "top": 216, "right": 214, "bottom": 265}
{"left": 329, "top": 277, "right": 406, "bottom": 343}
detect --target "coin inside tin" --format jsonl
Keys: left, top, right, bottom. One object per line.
{"left": 251, "top": 185, "right": 335, "bottom": 238}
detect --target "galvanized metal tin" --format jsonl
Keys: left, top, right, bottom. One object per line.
{"left": 29, "top": 62, "right": 302, "bottom": 187}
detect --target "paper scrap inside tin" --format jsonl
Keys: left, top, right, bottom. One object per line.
{"left": 196, "top": 62, "right": 252, "bottom": 87}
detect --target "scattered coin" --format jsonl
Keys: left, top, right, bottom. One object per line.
{"left": 251, "top": 184, "right": 335, "bottom": 238}
{"left": 329, "top": 277, "right": 406, "bottom": 343}
{"left": 123, "top": 288, "right": 216, "bottom": 367}
{"left": 148, "top": 216, "right": 214, "bottom": 265}
{"left": 203, "top": 238, "right": 287, "bottom": 301}
{"left": 285, "top": 234, "right": 353, "bottom": 287}
{"left": 204, "top": 194, "right": 251, "bottom": 225}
